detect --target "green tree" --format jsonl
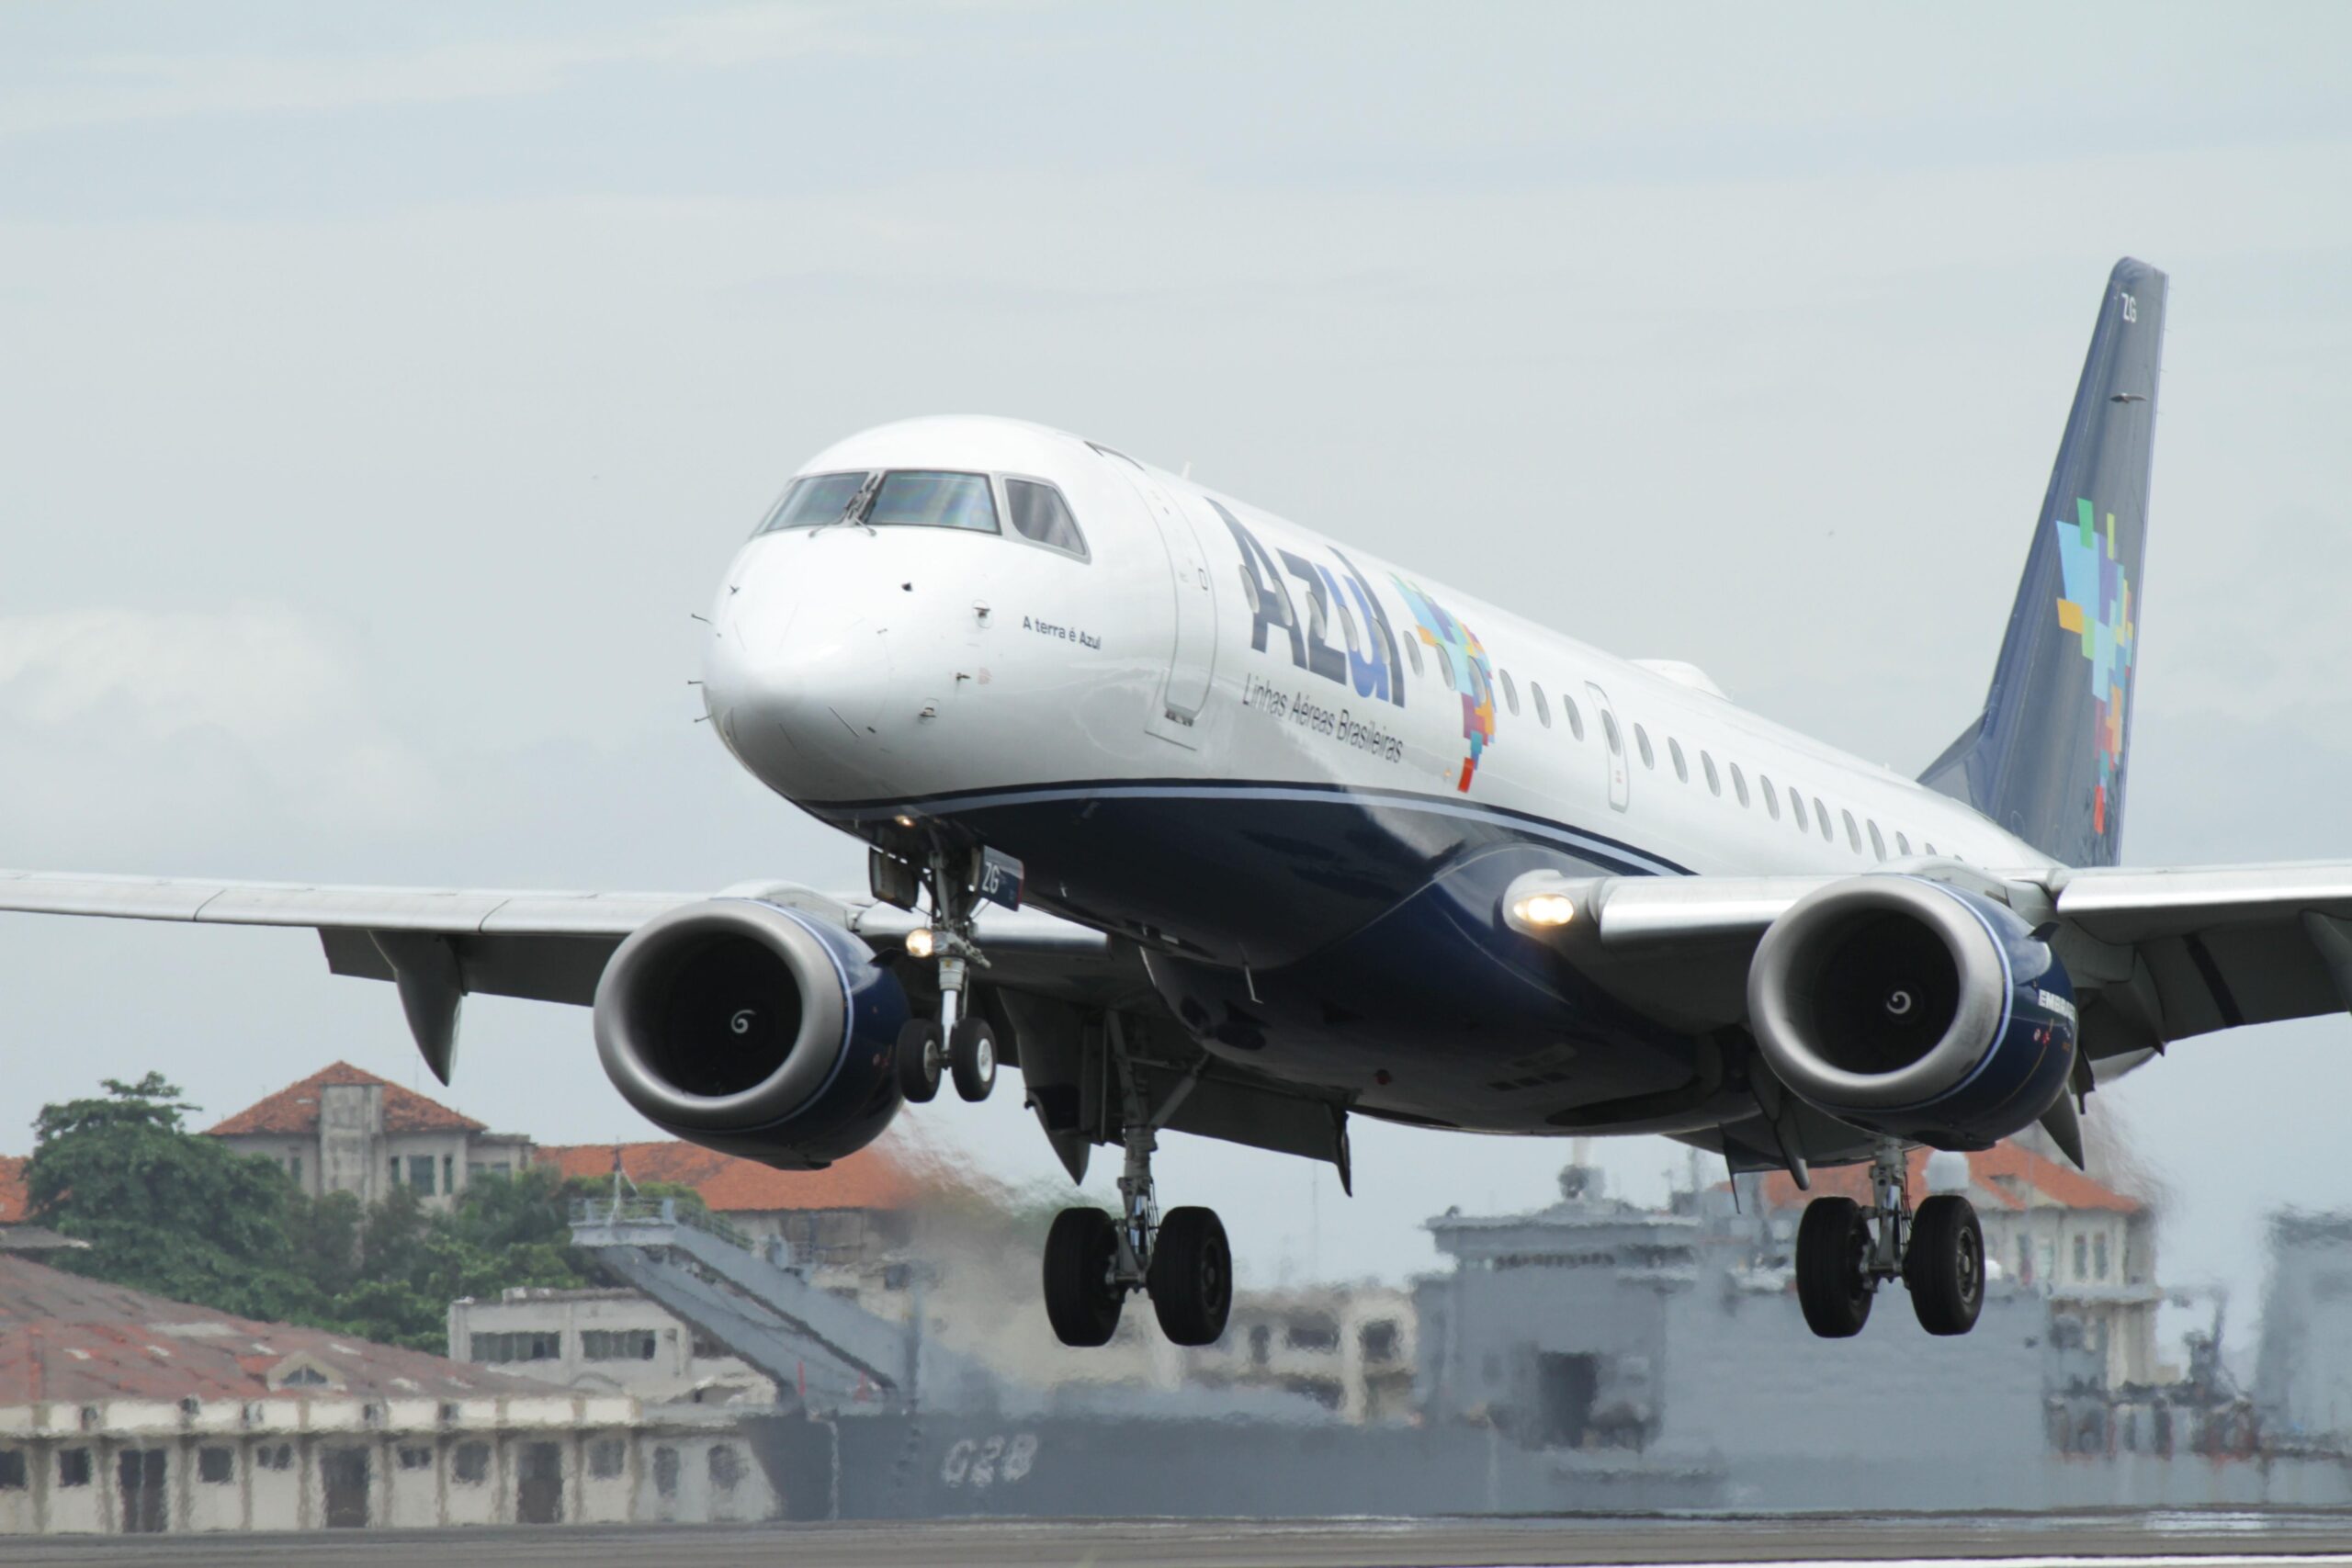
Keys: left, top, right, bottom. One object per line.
{"left": 26, "top": 1074, "right": 316, "bottom": 1322}
{"left": 26, "top": 1072, "right": 617, "bottom": 1350}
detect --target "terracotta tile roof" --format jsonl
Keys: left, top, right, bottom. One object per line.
{"left": 0, "top": 1157, "right": 25, "bottom": 1225}
{"left": 0, "top": 1254, "right": 543, "bottom": 1405}
{"left": 205, "top": 1061, "right": 486, "bottom": 1138}
{"left": 1753, "top": 1143, "right": 2141, "bottom": 1214}
{"left": 536, "top": 1136, "right": 933, "bottom": 1215}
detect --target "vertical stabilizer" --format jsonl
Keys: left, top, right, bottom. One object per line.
{"left": 1920, "top": 259, "right": 2166, "bottom": 867}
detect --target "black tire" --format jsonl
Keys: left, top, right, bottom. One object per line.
{"left": 1905, "top": 1193, "right": 1985, "bottom": 1337}
{"left": 1148, "top": 1206, "right": 1233, "bottom": 1347}
{"left": 895, "top": 1019, "right": 942, "bottom": 1105}
{"left": 1795, "top": 1196, "right": 1873, "bottom": 1338}
{"left": 949, "top": 1018, "right": 997, "bottom": 1103}
{"left": 1043, "top": 1207, "right": 1124, "bottom": 1348}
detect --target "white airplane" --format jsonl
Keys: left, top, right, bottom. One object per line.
{"left": 9, "top": 258, "right": 2343, "bottom": 1349}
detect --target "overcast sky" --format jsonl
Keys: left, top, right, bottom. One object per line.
{"left": 3, "top": 2, "right": 2349, "bottom": 1349}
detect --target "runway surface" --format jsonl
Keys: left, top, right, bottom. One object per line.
{"left": 1, "top": 1512, "right": 2348, "bottom": 1568}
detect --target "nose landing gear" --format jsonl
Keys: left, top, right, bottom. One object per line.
{"left": 891, "top": 850, "right": 1001, "bottom": 1105}
{"left": 1793, "top": 1139, "right": 1984, "bottom": 1338}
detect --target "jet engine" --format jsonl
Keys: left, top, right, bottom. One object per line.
{"left": 593, "top": 899, "right": 909, "bottom": 1169}
{"left": 1747, "top": 875, "right": 2076, "bottom": 1150}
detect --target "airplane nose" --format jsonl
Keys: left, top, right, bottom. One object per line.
{"left": 703, "top": 574, "right": 899, "bottom": 794}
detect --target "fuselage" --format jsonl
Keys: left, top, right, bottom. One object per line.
{"left": 701, "top": 416, "right": 2052, "bottom": 1139}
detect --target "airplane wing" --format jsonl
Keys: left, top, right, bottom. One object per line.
{"left": 0, "top": 867, "right": 1347, "bottom": 1184}
{"left": 1505, "top": 860, "right": 2352, "bottom": 1066}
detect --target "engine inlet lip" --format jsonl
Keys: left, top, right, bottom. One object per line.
{"left": 1749, "top": 875, "right": 2008, "bottom": 1111}
{"left": 593, "top": 899, "right": 853, "bottom": 1131}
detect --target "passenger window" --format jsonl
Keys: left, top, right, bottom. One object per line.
{"left": 1702, "top": 751, "right": 1721, "bottom": 796}
{"left": 1404, "top": 635, "right": 1424, "bottom": 676}
{"left": 1895, "top": 829, "right": 1911, "bottom": 857}
{"left": 866, "top": 470, "right": 999, "bottom": 533}
{"left": 1668, "top": 738, "right": 1688, "bottom": 783}
{"left": 1869, "top": 821, "right": 1886, "bottom": 860}
{"left": 758, "top": 471, "right": 871, "bottom": 534}
{"left": 1601, "top": 710, "right": 1623, "bottom": 755}
{"left": 1758, "top": 773, "right": 1778, "bottom": 819}
{"left": 1500, "top": 670, "right": 1520, "bottom": 716}
{"left": 1634, "top": 725, "right": 1655, "bottom": 769}
{"left": 1789, "top": 787, "right": 1806, "bottom": 830}
{"left": 1815, "top": 798, "right": 1833, "bottom": 841}
{"left": 1532, "top": 682, "right": 1551, "bottom": 728}
{"left": 1561, "top": 694, "right": 1584, "bottom": 741}
{"left": 1924, "top": 841, "right": 1937, "bottom": 856}
{"left": 1730, "top": 761, "right": 1748, "bottom": 807}
{"left": 1841, "top": 810, "right": 1861, "bottom": 852}
{"left": 1004, "top": 478, "right": 1088, "bottom": 557}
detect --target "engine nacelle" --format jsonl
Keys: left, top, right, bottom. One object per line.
{"left": 594, "top": 899, "right": 909, "bottom": 1169}
{"left": 1747, "top": 875, "right": 2077, "bottom": 1150}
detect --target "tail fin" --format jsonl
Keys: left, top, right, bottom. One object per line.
{"left": 1920, "top": 257, "right": 2167, "bottom": 867}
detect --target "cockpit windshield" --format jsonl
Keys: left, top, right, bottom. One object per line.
{"left": 754, "top": 468, "right": 1084, "bottom": 558}
{"left": 758, "top": 471, "right": 870, "bottom": 533}
{"left": 865, "top": 470, "right": 998, "bottom": 533}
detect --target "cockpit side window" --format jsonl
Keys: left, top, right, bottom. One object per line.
{"left": 1003, "top": 478, "right": 1089, "bottom": 559}
{"left": 757, "top": 471, "right": 872, "bottom": 534}
{"left": 866, "top": 470, "right": 999, "bottom": 533}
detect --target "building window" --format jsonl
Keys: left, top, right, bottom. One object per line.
{"left": 471, "top": 1332, "right": 560, "bottom": 1364}
{"left": 2074, "top": 1234, "right": 2089, "bottom": 1280}
{"left": 279, "top": 1364, "right": 328, "bottom": 1387}
{"left": 1284, "top": 1315, "right": 1340, "bottom": 1352}
{"left": 1361, "top": 1320, "right": 1400, "bottom": 1362}
{"left": 1249, "top": 1324, "right": 1271, "bottom": 1366}
{"left": 288, "top": 1155, "right": 303, "bottom": 1188}
{"left": 453, "top": 1443, "right": 490, "bottom": 1485}
{"left": 582, "top": 1329, "right": 659, "bottom": 1362}
{"left": 2095, "top": 1232, "right": 2110, "bottom": 1280}
{"left": 198, "top": 1446, "right": 234, "bottom": 1484}
{"left": 408, "top": 1156, "right": 435, "bottom": 1196}
{"left": 59, "top": 1449, "right": 91, "bottom": 1487}
{"left": 653, "top": 1446, "right": 680, "bottom": 1499}
{"left": 2018, "top": 1235, "right": 2034, "bottom": 1283}
{"left": 256, "top": 1443, "right": 293, "bottom": 1472}
{"left": 443, "top": 1155, "right": 455, "bottom": 1193}
{"left": 397, "top": 1445, "right": 432, "bottom": 1472}
{"left": 589, "top": 1438, "right": 627, "bottom": 1480}
{"left": 0, "top": 1450, "right": 25, "bottom": 1490}
{"left": 708, "top": 1444, "right": 742, "bottom": 1495}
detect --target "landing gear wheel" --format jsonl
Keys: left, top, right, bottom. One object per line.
{"left": 1905, "top": 1193, "right": 1984, "bottom": 1337}
{"left": 1043, "top": 1207, "right": 1125, "bottom": 1348}
{"left": 1796, "top": 1196, "right": 1874, "bottom": 1338}
{"left": 949, "top": 1018, "right": 997, "bottom": 1103}
{"left": 1148, "top": 1206, "right": 1232, "bottom": 1347}
{"left": 895, "top": 1020, "right": 942, "bottom": 1105}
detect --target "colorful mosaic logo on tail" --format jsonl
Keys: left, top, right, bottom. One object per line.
{"left": 2053, "top": 497, "right": 2134, "bottom": 837}
{"left": 1394, "top": 577, "right": 1495, "bottom": 791}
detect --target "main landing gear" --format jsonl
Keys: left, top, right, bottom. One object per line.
{"left": 893, "top": 852, "right": 998, "bottom": 1107}
{"left": 1042, "top": 1035, "right": 1232, "bottom": 1349}
{"left": 1794, "top": 1140, "right": 1984, "bottom": 1339}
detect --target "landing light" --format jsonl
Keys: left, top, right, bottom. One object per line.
{"left": 893, "top": 814, "right": 917, "bottom": 829}
{"left": 904, "top": 927, "right": 937, "bottom": 959}
{"left": 1513, "top": 893, "right": 1577, "bottom": 929}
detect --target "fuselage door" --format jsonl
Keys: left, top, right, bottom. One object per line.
{"left": 1125, "top": 468, "right": 1220, "bottom": 747}
{"left": 1586, "top": 681, "right": 1630, "bottom": 811}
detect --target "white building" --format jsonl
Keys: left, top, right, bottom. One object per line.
{"left": 0, "top": 1252, "right": 777, "bottom": 1535}
{"left": 1185, "top": 1285, "right": 1418, "bottom": 1423}
{"left": 206, "top": 1062, "right": 533, "bottom": 1213}
{"left": 448, "top": 1288, "right": 777, "bottom": 1406}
